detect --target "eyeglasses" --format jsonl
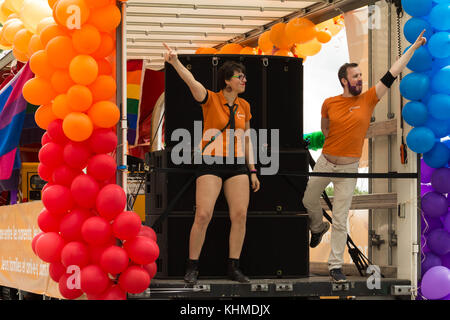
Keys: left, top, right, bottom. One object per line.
{"left": 231, "top": 74, "right": 247, "bottom": 81}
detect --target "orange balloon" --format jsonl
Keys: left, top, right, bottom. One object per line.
{"left": 69, "top": 55, "right": 98, "bottom": 85}
{"left": 63, "top": 112, "right": 94, "bottom": 142}
{"left": 285, "top": 17, "right": 317, "bottom": 44}
{"left": 12, "top": 47, "right": 28, "bottom": 62}
{"left": 218, "top": 43, "right": 243, "bottom": 54}
{"left": 87, "top": 101, "right": 119, "bottom": 128}
{"left": 316, "top": 18, "right": 342, "bottom": 36}
{"left": 23, "top": 78, "right": 56, "bottom": 106}
{"left": 72, "top": 24, "right": 101, "bottom": 54}
{"left": 28, "top": 34, "right": 44, "bottom": 56}
{"left": 67, "top": 84, "right": 93, "bottom": 111}
{"left": 87, "top": 4, "right": 121, "bottom": 33}
{"left": 51, "top": 70, "right": 75, "bottom": 94}
{"left": 295, "top": 39, "right": 322, "bottom": 57}
{"left": 52, "top": 94, "right": 71, "bottom": 119}
{"left": 55, "top": 0, "right": 90, "bottom": 29}
{"left": 30, "top": 50, "right": 56, "bottom": 80}
{"left": 88, "top": 75, "right": 116, "bottom": 102}
{"left": 258, "top": 31, "right": 273, "bottom": 53}
{"left": 48, "top": 0, "right": 59, "bottom": 8}
{"left": 13, "top": 28, "right": 32, "bottom": 55}
{"left": 40, "top": 24, "right": 68, "bottom": 47}
{"left": 270, "top": 23, "right": 293, "bottom": 50}
{"left": 84, "top": 0, "right": 110, "bottom": 9}
{"left": 35, "top": 104, "right": 57, "bottom": 130}
{"left": 91, "top": 32, "right": 114, "bottom": 59}
{"left": 3, "top": 18, "right": 24, "bottom": 44}
{"left": 316, "top": 30, "right": 332, "bottom": 44}
{"left": 0, "top": 29, "right": 11, "bottom": 49}
{"left": 195, "top": 47, "right": 217, "bottom": 54}
{"left": 36, "top": 17, "right": 56, "bottom": 35}
{"left": 274, "top": 49, "right": 294, "bottom": 57}
{"left": 240, "top": 47, "right": 257, "bottom": 55}
{"left": 46, "top": 36, "right": 77, "bottom": 69}
{"left": 97, "top": 58, "right": 112, "bottom": 75}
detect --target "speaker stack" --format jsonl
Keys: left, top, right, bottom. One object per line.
{"left": 146, "top": 55, "right": 310, "bottom": 279}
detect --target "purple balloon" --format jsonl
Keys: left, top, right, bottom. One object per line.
{"left": 444, "top": 211, "right": 450, "bottom": 233}
{"left": 442, "top": 253, "right": 450, "bottom": 269}
{"left": 443, "top": 293, "right": 450, "bottom": 300}
{"left": 423, "top": 215, "right": 444, "bottom": 233}
{"left": 421, "top": 158, "right": 435, "bottom": 183}
{"left": 422, "top": 252, "right": 442, "bottom": 276}
{"left": 431, "top": 168, "right": 450, "bottom": 193}
{"left": 421, "top": 184, "right": 434, "bottom": 196}
{"left": 421, "top": 266, "right": 450, "bottom": 300}
{"left": 428, "top": 229, "right": 450, "bottom": 255}
{"left": 422, "top": 191, "right": 448, "bottom": 218}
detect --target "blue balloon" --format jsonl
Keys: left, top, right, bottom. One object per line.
{"left": 405, "top": 46, "right": 433, "bottom": 72}
{"left": 428, "top": 94, "right": 450, "bottom": 120}
{"left": 425, "top": 116, "right": 450, "bottom": 138}
{"left": 402, "top": 0, "right": 433, "bottom": 17}
{"left": 429, "top": 4, "right": 450, "bottom": 31}
{"left": 421, "top": 91, "right": 433, "bottom": 105}
{"left": 402, "top": 101, "right": 428, "bottom": 126}
{"left": 434, "top": 0, "right": 450, "bottom": 4}
{"left": 406, "top": 127, "right": 436, "bottom": 153}
{"left": 399, "top": 72, "right": 430, "bottom": 101}
{"left": 428, "top": 32, "right": 450, "bottom": 59}
{"left": 434, "top": 57, "right": 450, "bottom": 69}
{"left": 432, "top": 66, "right": 450, "bottom": 94}
{"left": 404, "top": 18, "right": 434, "bottom": 44}
{"left": 424, "top": 142, "right": 450, "bottom": 168}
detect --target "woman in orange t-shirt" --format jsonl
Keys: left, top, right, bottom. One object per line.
{"left": 163, "top": 43, "right": 260, "bottom": 284}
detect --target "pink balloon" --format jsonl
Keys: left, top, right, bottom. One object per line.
{"left": 61, "top": 241, "right": 90, "bottom": 268}
{"left": 81, "top": 216, "right": 113, "bottom": 245}
{"left": 80, "top": 265, "right": 110, "bottom": 295}
{"left": 35, "top": 232, "right": 66, "bottom": 263}
{"left": 39, "top": 142, "right": 64, "bottom": 168}
{"left": 88, "top": 128, "right": 117, "bottom": 154}
{"left": 119, "top": 265, "right": 150, "bottom": 294}
{"left": 112, "top": 211, "right": 141, "bottom": 241}
{"left": 71, "top": 174, "right": 100, "bottom": 209}
{"left": 63, "top": 141, "right": 92, "bottom": 169}
{"left": 42, "top": 185, "right": 74, "bottom": 215}
{"left": 123, "top": 236, "right": 159, "bottom": 265}
{"left": 37, "top": 208, "right": 61, "bottom": 232}
{"left": 60, "top": 207, "right": 93, "bottom": 241}
{"left": 96, "top": 184, "right": 126, "bottom": 221}
{"left": 100, "top": 245, "right": 129, "bottom": 274}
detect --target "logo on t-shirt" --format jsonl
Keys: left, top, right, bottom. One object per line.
{"left": 349, "top": 106, "right": 361, "bottom": 113}
{"left": 236, "top": 111, "right": 245, "bottom": 120}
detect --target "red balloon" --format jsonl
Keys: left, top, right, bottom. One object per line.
{"left": 61, "top": 241, "right": 90, "bottom": 268}
{"left": 31, "top": 232, "right": 45, "bottom": 254}
{"left": 60, "top": 207, "right": 93, "bottom": 241}
{"left": 37, "top": 207, "right": 61, "bottom": 232}
{"left": 42, "top": 185, "right": 74, "bottom": 215}
{"left": 112, "top": 211, "right": 141, "bottom": 241}
{"left": 80, "top": 264, "right": 110, "bottom": 295}
{"left": 49, "top": 261, "right": 66, "bottom": 282}
{"left": 88, "top": 128, "right": 117, "bottom": 154}
{"left": 100, "top": 285, "right": 127, "bottom": 300}
{"left": 123, "top": 236, "right": 159, "bottom": 265}
{"left": 81, "top": 216, "right": 112, "bottom": 245}
{"left": 99, "top": 245, "right": 129, "bottom": 274}
{"left": 52, "top": 164, "right": 80, "bottom": 186}
{"left": 63, "top": 142, "right": 91, "bottom": 169}
{"left": 89, "top": 243, "right": 112, "bottom": 265}
{"left": 47, "top": 119, "right": 70, "bottom": 144}
{"left": 70, "top": 174, "right": 100, "bottom": 208}
{"left": 87, "top": 154, "right": 116, "bottom": 181}
{"left": 96, "top": 184, "right": 126, "bottom": 221}
{"left": 41, "top": 132, "right": 53, "bottom": 146}
{"left": 142, "top": 262, "right": 157, "bottom": 279}
{"left": 35, "top": 232, "right": 66, "bottom": 263}
{"left": 119, "top": 265, "right": 150, "bottom": 294}
{"left": 137, "top": 225, "right": 157, "bottom": 242}
{"left": 59, "top": 272, "right": 83, "bottom": 300}
{"left": 41, "top": 182, "right": 54, "bottom": 194}
{"left": 38, "top": 142, "right": 64, "bottom": 168}
{"left": 38, "top": 163, "right": 54, "bottom": 182}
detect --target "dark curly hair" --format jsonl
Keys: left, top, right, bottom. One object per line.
{"left": 218, "top": 61, "right": 246, "bottom": 90}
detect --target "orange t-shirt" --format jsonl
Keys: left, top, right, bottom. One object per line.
{"left": 321, "top": 87, "right": 380, "bottom": 158}
{"left": 200, "top": 90, "right": 252, "bottom": 157}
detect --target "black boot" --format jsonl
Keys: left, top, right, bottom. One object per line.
{"left": 227, "top": 258, "right": 250, "bottom": 283}
{"left": 184, "top": 259, "right": 199, "bottom": 284}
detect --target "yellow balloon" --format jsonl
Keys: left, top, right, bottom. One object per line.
{"left": 5, "top": 0, "right": 24, "bottom": 13}
{"left": 3, "top": 0, "right": 14, "bottom": 12}
{"left": 3, "top": 18, "right": 23, "bottom": 44}
{"left": 20, "top": 0, "right": 52, "bottom": 34}
{"left": 294, "top": 38, "right": 322, "bottom": 57}
{"left": 36, "top": 16, "right": 55, "bottom": 35}
{"left": 0, "top": 0, "right": 14, "bottom": 24}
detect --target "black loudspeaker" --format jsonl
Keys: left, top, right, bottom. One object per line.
{"left": 164, "top": 54, "right": 304, "bottom": 150}
{"left": 147, "top": 213, "right": 309, "bottom": 279}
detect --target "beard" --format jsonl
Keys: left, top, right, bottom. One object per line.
{"left": 348, "top": 80, "right": 363, "bottom": 96}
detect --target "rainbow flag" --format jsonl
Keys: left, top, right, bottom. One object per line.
{"left": 127, "top": 60, "right": 145, "bottom": 146}
{"left": 0, "top": 63, "right": 34, "bottom": 189}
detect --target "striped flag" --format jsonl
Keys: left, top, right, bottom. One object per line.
{"left": 127, "top": 60, "right": 145, "bottom": 146}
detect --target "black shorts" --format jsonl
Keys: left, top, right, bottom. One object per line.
{"left": 196, "top": 157, "right": 249, "bottom": 181}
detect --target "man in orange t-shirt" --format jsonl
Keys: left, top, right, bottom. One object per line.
{"left": 302, "top": 31, "right": 427, "bottom": 283}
